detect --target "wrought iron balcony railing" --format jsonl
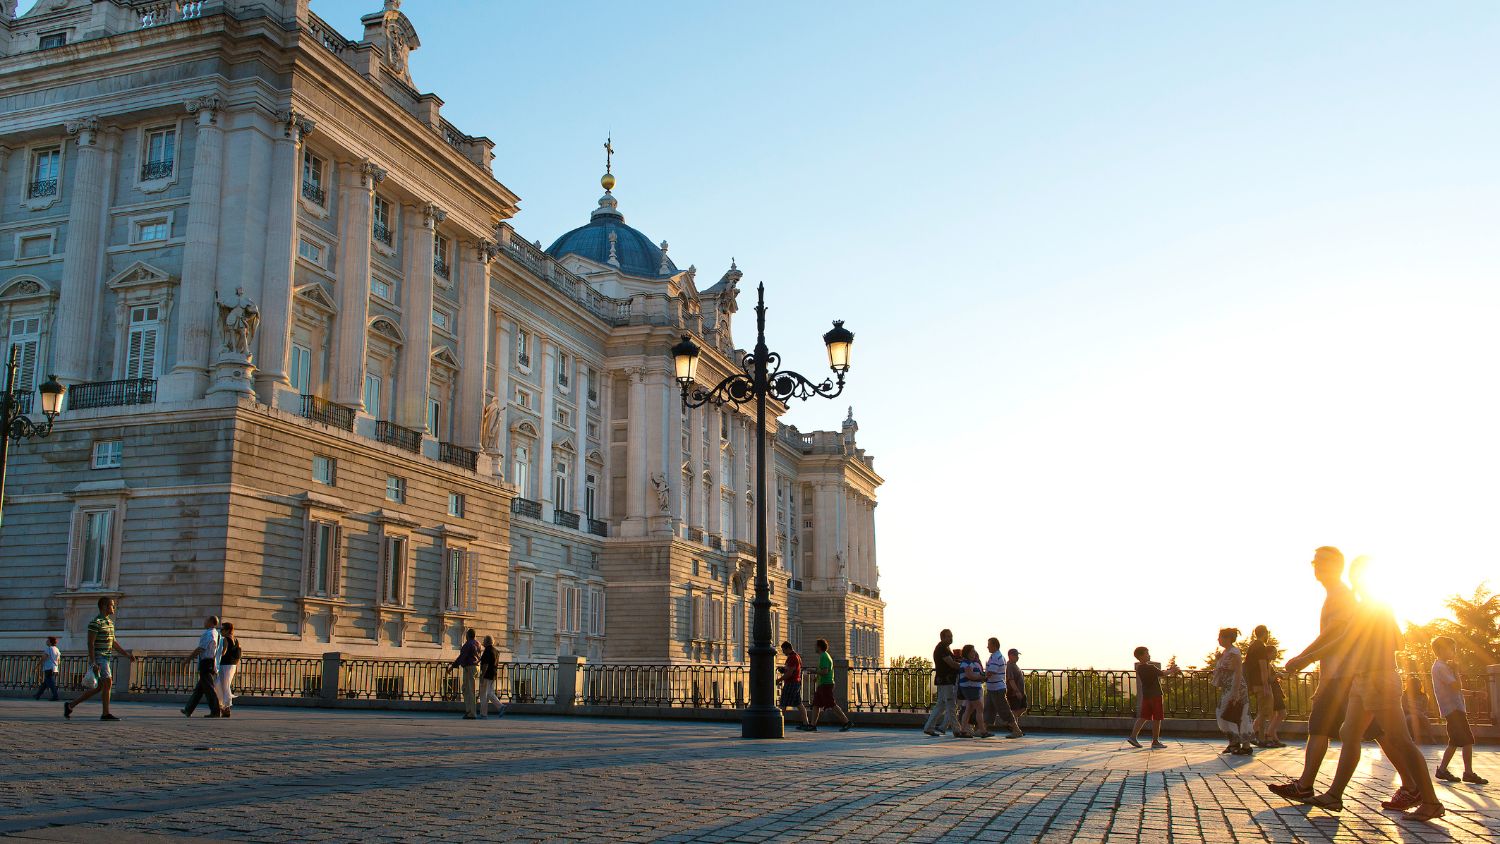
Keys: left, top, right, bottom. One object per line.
{"left": 433, "top": 256, "right": 450, "bottom": 279}
{"left": 299, "top": 395, "right": 355, "bottom": 431}
{"left": 68, "top": 379, "right": 156, "bottom": 411}
{"left": 557, "top": 372, "right": 569, "bottom": 388}
{"left": 375, "top": 420, "right": 422, "bottom": 454}
{"left": 706, "top": 535, "right": 722, "bottom": 550}
{"left": 511, "top": 497, "right": 541, "bottom": 519}
{"left": 587, "top": 518, "right": 608, "bottom": 538}
{"left": 7, "top": 391, "right": 34, "bottom": 415}
{"left": 27, "top": 179, "right": 57, "bottom": 199}
{"left": 301, "top": 181, "right": 325, "bottom": 205}
{"left": 438, "top": 442, "right": 477, "bottom": 471}
{"left": 372, "top": 222, "right": 393, "bottom": 246}
{"left": 553, "top": 510, "right": 580, "bottom": 529}
{"left": 140, "top": 160, "right": 173, "bottom": 181}
{"left": 516, "top": 352, "right": 531, "bottom": 368}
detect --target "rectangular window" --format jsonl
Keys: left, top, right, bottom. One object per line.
{"left": 432, "top": 309, "right": 450, "bottom": 332}
{"left": 142, "top": 127, "right": 175, "bottom": 179}
{"left": 514, "top": 388, "right": 531, "bottom": 410}
{"left": 301, "top": 151, "right": 325, "bottom": 204}
{"left": 290, "top": 344, "right": 312, "bottom": 393}
{"left": 589, "top": 587, "right": 605, "bottom": 636}
{"left": 29, "top": 148, "right": 60, "bottom": 198}
{"left": 565, "top": 585, "right": 580, "bottom": 634}
{"left": 385, "top": 475, "right": 405, "bottom": 503}
{"left": 433, "top": 233, "right": 450, "bottom": 279}
{"left": 18, "top": 235, "right": 50, "bottom": 259}
{"left": 135, "top": 219, "right": 169, "bottom": 243}
{"left": 364, "top": 373, "right": 382, "bottom": 418}
{"left": 39, "top": 31, "right": 67, "bottom": 49}
{"left": 372, "top": 198, "right": 393, "bottom": 245}
{"left": 584, "top": 473, "right": 597, "bottom": 519}
{"left": 427, "top": 398, "right": 441, "bottom": 436}
{"left": 297, "top": 239, "right": 323, "bottom": 264}
{"left": 721, "top": 497, "right": 733, "bottom": 539}
{"left": 125, "top": 305, "right": 160, "bottom": 380}
{"left": 515, "top": 329, "right": 531, "bottom": 368}
{"left": 79, "top": 510, "right": 113, "bottom": 588}
{"left": 519, "top": 576, "right": 534, "bottom": 630}
{"left": 512, "top": 445, "right": 530, "bottom": 496}
{"left": 305, "top": 520, "right": 340, "bottom": 598}
{"left": 7, "top": 316, "right": 41, "bottom": 395}
{"left": 370, "top": 278, "right": 391, "bottom": 300}
{"left": 586, "top": 367, "right": 599, "bottom": 404}
{"left": 380, "top": 535, "right": 408, "bottom": 605}
{"left": 90, "top": 440, "right": 122, "bottom": 469}
{"left": 442, "top": 548, "right": 468, "bottom": 612}
{"left": 556, "top": 352, "right": 571, "bottom": 388}
{"left": 448, "top": 492, "right": 465, "bottom": 518}
{"left": 587, "top": 421, "right": 599, "bottom": 441}
{"left": 554, "top": 460, "right": 569, "bottom": 511}
{"left": 555, "top": 407, "right": 571, "bottom": 428}
{"left": 312, "top": 455, "right": 336, "bottom": 486}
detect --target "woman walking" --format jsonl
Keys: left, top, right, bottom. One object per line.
{"left": 216, "top": 622, "right": 241, "bottom": 717}
{"left": 956, "top": 644, "right": 990, "bottom": 738}
{"left": 34, "top": 636, "right": 61, "bottom": 701}
{"left": 478, "top": 635, "right": 506, "bottom": 718}
{"left": 1213, "top": 628, "right": 1253, "bottom": 755}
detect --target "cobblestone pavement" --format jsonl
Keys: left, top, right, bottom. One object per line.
{"left": 0, "top": 700, "right": 1495, "bottom": 843}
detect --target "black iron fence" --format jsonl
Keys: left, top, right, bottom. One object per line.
{"left": 140, "top": 160, "right": 173, "bottom": 180}
{"left": 67, "top": 378, "right": 156, "bottom": 410}
{"left": 512, "top": 497, "right": 541, "bottom": 519}
{"left": 553, "top": 510, "right": 580, "bottom": 529}
{"left": 300, "top": 394, "right": 354, "bottom": 431}
{"left": 301, "top": 181, "right": 325, "bottom": 205}
{"left": 376, "top": 420, "right": 422, "bottom": 454}
{"left": 27, "top": 179, "right": 57, "bottom": 199}
{"left": 587, "top": 518, "right": 608, "bottom": 537}
{"left": 438, "top": 442, "right": 477, "bottom": 470}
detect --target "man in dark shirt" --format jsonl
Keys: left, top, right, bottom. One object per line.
{"left": 1245, "top": 625, "right": 1285, "bottom": 747}
{"left": 921, "top": 629, "right": 960, "bottom": 736}
{"left": 446, "top": 628, "right": 481, "bottom": 719}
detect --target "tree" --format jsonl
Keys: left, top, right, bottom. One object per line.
{"left": 1403, "top": 582, "right": 1500, "bottom": 678}
{"left": 889, "top": 654, "right": 933, "bottom": 671}
{"left": 1201, "top": 632, "right": 1283, "bottom": 672}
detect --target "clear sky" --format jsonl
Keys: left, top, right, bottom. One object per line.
{"left": 306, "top": 1, "right": 1500, "bottom": 668}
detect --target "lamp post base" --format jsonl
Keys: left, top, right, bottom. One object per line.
{"left": 741, "top": 704, "right": 785, "bottom": 739}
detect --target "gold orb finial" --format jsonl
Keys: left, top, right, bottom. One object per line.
{"left": 601, "top": 172, "right": 616, "bottom": 191}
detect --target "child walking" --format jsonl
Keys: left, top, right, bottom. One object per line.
{"left": 1212, "top": 628, "right": 1253, "bottom": 755}
{"left": 1127, "top": 646, "right": 1180, "bottom": 748}
{"left": 1431, "top": 636, "right": 1488, "bottom": 785}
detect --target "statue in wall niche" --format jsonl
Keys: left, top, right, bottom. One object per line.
{"left": 218, "top": 287, "right": 259, "bottom": 358}
{"left": 481, "top": 395, "right": 501, "bottom": 452}
{"left": 650, "top": 471, "right": 670, "bottom": 512}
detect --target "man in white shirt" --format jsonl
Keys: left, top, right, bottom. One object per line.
{"left": 984, "top": 638, "right": 1022, "bottom": 738}
{"left": 34, "top": 636, "right": 61, "bottom": 701}
{"left": 1431, "top": 636, "right": 1487, "bottom": 784}
{"left": 182, "top": 615, "right": 222, "bottom": 718}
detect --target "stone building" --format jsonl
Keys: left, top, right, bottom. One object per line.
{"left": 0, "top": 0, "right": 883, "bottom": 666}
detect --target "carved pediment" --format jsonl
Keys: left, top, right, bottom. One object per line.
{"left": 0, "top": 275, "right": 52, "bottom": 301}
{"left": 554, "top": 438, "right": 576, "bottom": 454}
{"left": 513, "top": 420, "right": 538, "bottom": 438}
{"left": 587, "top": 449, "right": 604, "bottom": 464}
{"left": 430, "top": 346, "right": 460, "bottom": 370}
{"left": 368, "top": 316, "right": 405, "bottom": 344}
{"left": 106, "top": 261, "right": 175, "bottom": 292}
{"left": 294, "top": 283, "right": 337, "bottom": 314}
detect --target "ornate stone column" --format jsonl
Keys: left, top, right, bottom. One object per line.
{"left": 706, "top": 402, "right": 722, "bottom": 540}
{"left": 334, "top": 161, "right": 382, "bottom": 410}
{"left": 537, "top": 336, "right": 556, "bottom": 518}
{"left": 160, "top": 99, "right": 224, "bottom": 400}
{"left": 667, "top": 380, "right": 685, "bottom": 529}
{"left": 54, "top": 117, "right": 109, "bottom": 386}
{"left": 624, "top": 368, "right": 647, "bottom": 534}
{"left": 735, "top": 416, "right": 750, "bottom": 543}
{"left": 687, "top": 404, "right": 704, "bottom": 531}
{"left": 396, "top": 203, "right": 440, "bottom": 430}
{"left": 255, "top": 109, "right": 313, "bottom": 406}
{"left": 484, "top": 306, "right": 508, "bottom": 476}
{"left": 455, "top": 238, "right": 491, "bottom": 448}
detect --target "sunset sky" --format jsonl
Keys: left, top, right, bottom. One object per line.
{"left": 306, "top": 0, "right": 1500, "bottom": 667}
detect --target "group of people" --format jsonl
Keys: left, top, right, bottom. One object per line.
{"left": 920, "top": 630, "right": 1028, "bottom": 739}
{"left": 776, "top": 638, "right": 853, "bottom": 731}
{"left": 444, "top": 628, "right": 508, "bottom": 719}
{"left": 1127, "top": 624, "right": 1288, "bottom": 753}
{"left": 1258, "top": 546, "right": 1485, "bottom": 821}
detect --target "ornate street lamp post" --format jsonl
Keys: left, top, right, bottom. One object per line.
{"left": 671, "top": 282, "right": 853, "bottom": 739}
{"left": 0, "top": 345, "right": 66, "bottom": 529}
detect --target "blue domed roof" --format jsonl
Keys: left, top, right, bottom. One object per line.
{"left": 545, "top": 192, "right": 678, "bottom": 278}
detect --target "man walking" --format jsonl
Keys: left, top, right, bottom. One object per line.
{"left": 922, "top": 629, "right": 960, "bottom": 736}
{"left": 182, "top": 615, "right": 222, "bottom": 717}
{"left": 806, "top": 639, "right": 852, "bottom": 732}
{"left": 1006, "top": 648, "right": 1028, "bottom": 735}
{"left": 779, "top": 641, "right": 813, "bottom": 731}
{"left": 984, "top": 638, "right": 1022, "bottom": 738}
{"left": 64, "top": 597, "right": 134, "bottom": 721}
{"left": 445, "top": 628, "right": 481, "bottom": 719}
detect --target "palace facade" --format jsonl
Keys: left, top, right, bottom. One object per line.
{"left": 0, "top": 0, "right": 883, "bottom": 666}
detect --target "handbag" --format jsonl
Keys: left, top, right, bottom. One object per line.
{"left": 81, "top": 666, "right": 98, "bottom": 690}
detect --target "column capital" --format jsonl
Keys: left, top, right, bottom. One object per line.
{"left": 65, "top": 116, "right": 100, "bottom": 146}
{"left": 185, "top": 96, "right": 222, "bottom": 125}
{"left": 474, "top": 238, "right": 498, "bottom": 263}
{"left": 275, "top": 109, "right": 315, "bottom": 143}
{"left": 422, "top": 202, "right": 447, "bottom": 228}
{"left": 360, "top": 160, "right": 387, "bottom": 188}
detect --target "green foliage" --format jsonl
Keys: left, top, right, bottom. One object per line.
{"left": 889, "top": 654, "right": 933, "bottom": 672}
{"left": 1402, "top": 582, "right": 1500, "bottom": 679}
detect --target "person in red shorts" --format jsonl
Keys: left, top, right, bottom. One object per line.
{"left": 1127, "top": 646, "right": 1180, "bottom": 748}
{"left": 806, "top": 638, "right": 851, "bottom": 732}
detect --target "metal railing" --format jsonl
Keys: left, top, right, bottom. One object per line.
{"left": 372, "top": 221, "right": 393, "bottom": 246}
{"left": 0, "top": 653, "right": 94, "bottom": 692}
{"left": 68, "top": 378, "right": 156, "bottom": 410}
{"left": 438, "top": 442, "right": 477, "bottom": 470}
{"left": 8, "top": 391, "right": 33, "bottom": 415}
{"left": 553, "top": 510, "right": 580, "bottom": 529}
{"left": 512, "top": 497, "right": 541, "bottom": 519}
{"left": 140, "top": 160, "right": 173, "bottom": 180}
{"left": 375, "top": 420, "right": 422, "bottom": 454}
{"left": 516, "top": 352, "right": 531, "bottom": 368}
{"left": 434, "top": 256, "right": 450, "bottom": 279}
{"left": 26, "top": 179, "right": 57, "bottom": 199}
{"left": 706, "top": 535, "right": 722, "bottom": 550}
{"left": 587, "top": 518, "right": 608, "bottom": 538}
{"left": 339, "top": 658, "right": 555, "bottom": 703}
{"left": 300, "top": 395, "right": 354, "bottom": 431}
{"left": 582, "top": 663, "right": 749, "bottom": 708}
{"left": 301, "top": 180, "right": 325, "bottom": 205}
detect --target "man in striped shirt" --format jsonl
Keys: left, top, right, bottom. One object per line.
{"left": 65, "top": 596, "right": 135, "bottom": 721}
